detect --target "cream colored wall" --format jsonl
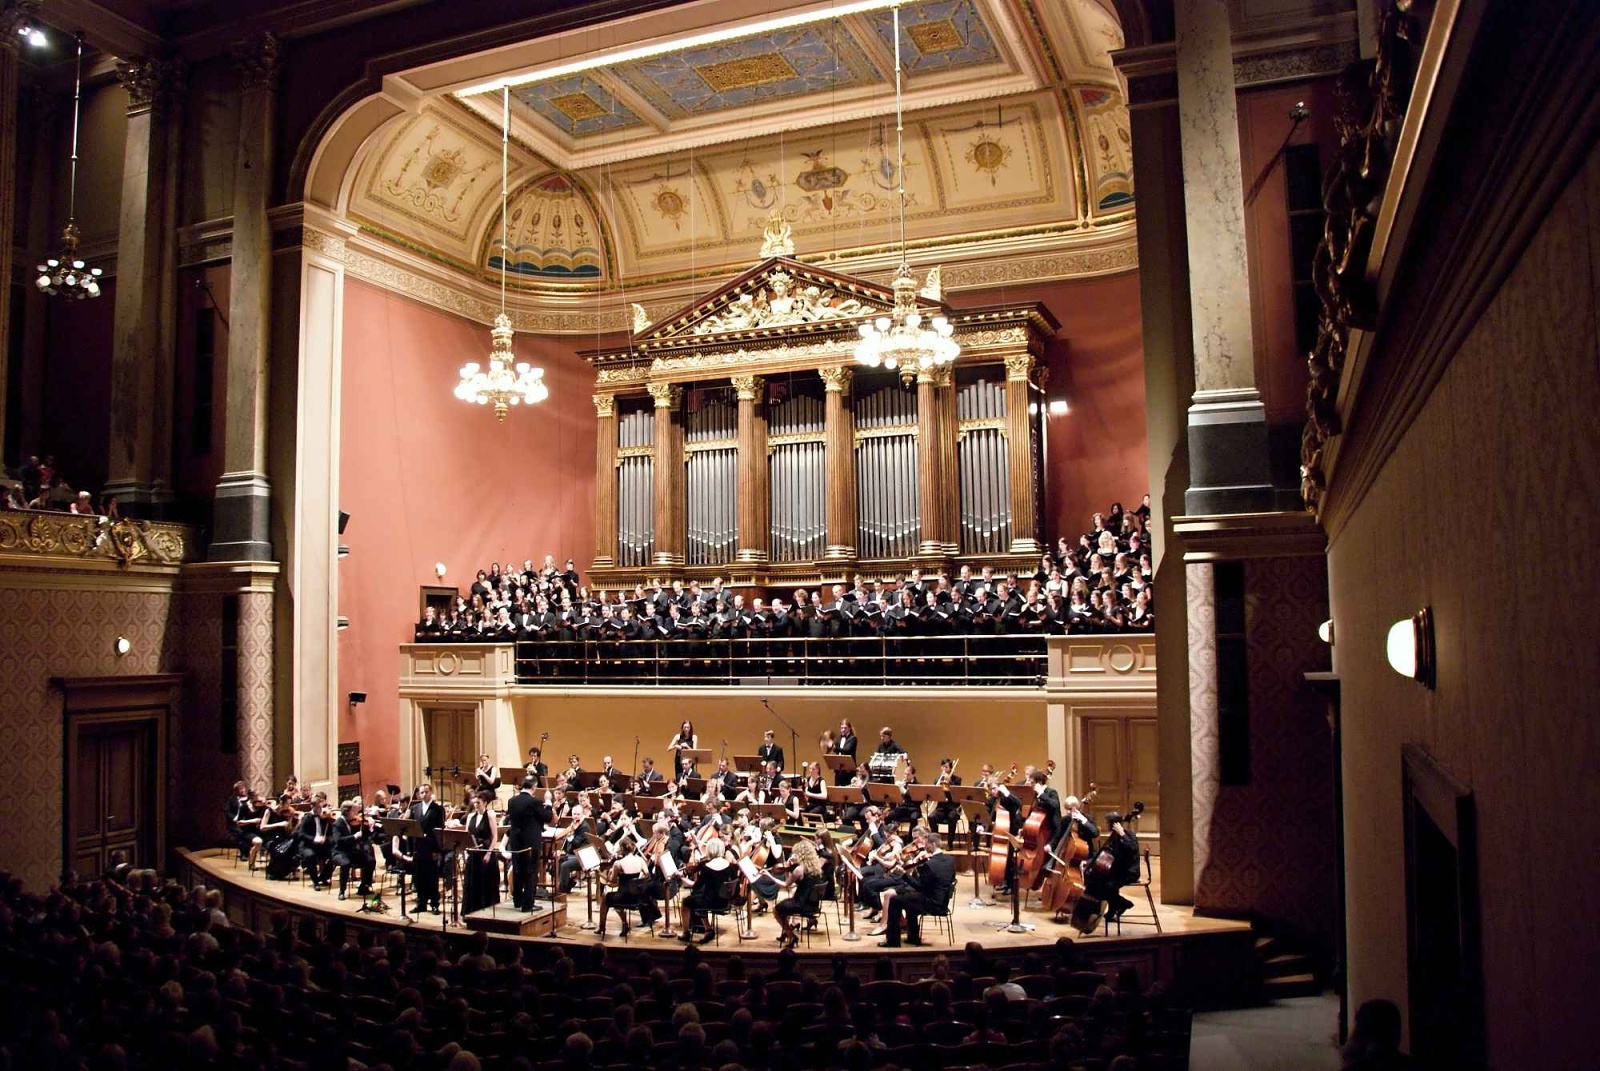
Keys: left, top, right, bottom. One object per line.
{"left": 1327, "top": 143, "right": 1600, "bottom": 1065}
{"left": 507, "top": 693, "right": 1048, "bottom": 782}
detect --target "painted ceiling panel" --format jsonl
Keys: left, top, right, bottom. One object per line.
{"left": 1076, "top": 85, "right": 1134, "bottom": 211}
{"left": 611, "top": 24, "right": 881, "bottom": 119}
{"left": 512, "top": 75, "right": 644, "bottom": 137}
{"left": 864, "top": 0, "right": 1003, "bottom": 74}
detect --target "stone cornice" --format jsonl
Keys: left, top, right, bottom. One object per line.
{"left": 1172, "top": 510, "right": 1327, "bottom": 562}
{"left": 1117, "top": 13, "right": 1359, "bottom": 107}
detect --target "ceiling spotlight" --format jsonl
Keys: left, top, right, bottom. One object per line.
{"left": 1386, "top": 607, "right": 1434, "bottom": 689}
{"left": 113, "top": 636, "right": 131, "bottom": 656}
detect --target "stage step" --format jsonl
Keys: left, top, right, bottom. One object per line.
{"left": 464, "top": 900, "right": 567, "bottom": 937}
{"left": 1262, "top": 972, "right": 1322, "bottom": 999}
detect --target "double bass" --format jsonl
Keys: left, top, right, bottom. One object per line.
{"left": 1015, "top": 760, "right": 1061, "bottom": 890}
{"left": 986, "top": 764, "right": 1019, "bottom": 888}
{"left": 1039, "top": 784, "right": 1102, "bottom": 925}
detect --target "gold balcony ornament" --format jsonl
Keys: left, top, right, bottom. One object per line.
{"left": 454, "top": 313, "right": 548, "bottom": 421}
{"left": 456, "top": 86, "right": 548, "bottom": 419}
{"left": 851, "top": 6, "right": 958, "bottom": 383}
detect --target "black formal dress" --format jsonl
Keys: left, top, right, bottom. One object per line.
{"left": 462, "top": 810, "right": 500, "bottom": 914}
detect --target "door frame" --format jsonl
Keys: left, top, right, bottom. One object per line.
{"left": 54, "top": 675, "right": 181, "bottom": 878}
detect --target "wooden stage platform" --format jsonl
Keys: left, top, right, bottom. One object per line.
{"left": 178, "top": 848, "right": 1258, "bottom": 1004}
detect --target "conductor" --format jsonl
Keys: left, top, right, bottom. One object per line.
{"left": 505, "top": 776, "right": 554, "bottom": 910}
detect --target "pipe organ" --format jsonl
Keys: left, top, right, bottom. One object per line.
{"left": 584, "top": 250, "right": 1056, "bottom": 588}
{"left": 615, "top": 405, "right": 655, "bottom": 568}
{"left": 684, "top": 391, "right": 737, "bottom": 566}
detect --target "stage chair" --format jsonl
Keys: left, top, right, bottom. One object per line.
{"left": 1099, "top": 849, "right": 1162, "bottom": 936}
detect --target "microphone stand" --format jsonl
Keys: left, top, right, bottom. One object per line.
{"left": 761, "top": 699, "right": 799, "bottom": 784}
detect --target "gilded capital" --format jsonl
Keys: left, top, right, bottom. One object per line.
{"left": 731, "top": 374, "right": 763, "bottom": 401}
{"left": 1004, "top": 353, "right": 1034, "bottom": 381}
{"left": 117, "top": 56, "right": 185, "bottom": 117}
{"left": 931, "top": 365, "right": 954, "bottom": 388}
{"left": 232, "top": 32, "right": 280, "bottom": 90}
{"left": 0, "top": 1, "right": 39, "bottom": 47}
{"left": 818, "top": 366, "right": 853, "bottom": 393}
{"left": 647, "top": 382, "right": 683, "bottom": 409}
{"left": 592, "top": 393, "right": 616, "bottom": 418}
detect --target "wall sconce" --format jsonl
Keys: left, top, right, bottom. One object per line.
{"left": 1047, "top": 398, "right": 1069, "bottom": 416}
{"left": 1317, "top": 619, "right": 1334, "bottom": 645}
{"left": 113, "top": 636, "right": 131, "bottom": 657}
{"left": 1386, "top": 607, "right": 1435, "bottom": 689}
{"left": 435, "top": 562, "right": 447, "bottom": 578}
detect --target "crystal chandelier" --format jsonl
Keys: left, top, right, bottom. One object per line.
{"left": 854, "top": 4, "right": 958, "bottom": 379}
{"left": 455, "top": 86, "right": 546, "bottom": 420}
{"left": 36, "top": 34, "right": 103, "bottom": 300}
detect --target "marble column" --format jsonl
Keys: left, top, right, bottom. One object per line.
{"left": 733, "top": 375, "right": 769, "bottom": 563}
{"left": 593, "top": 394, "right": 617, "bottom": 568}
{"left": 211, "top": 33, "right": 278, "bottom": 561}
{"left": 1175, "top": 0, "right": 1275, "bottom": 514}
{"left": 1004, "top": 354, "right": 1042, "bottom": 554}
{"left": 915, "top": 369, "right": 942, "bottom": 557}
{"left": 648, "top": 382, "right": 684, "bottom": 567}
{"left": 935, "top": 365, "right": 959, "bottom": 555}
{"left": 820, "top": 367, "right": 857, "bottom": 561}
{"left": 0, "top": 1, "right": 36, "bottom": 457}
{"left": 105, "top": 56, "right": 181, "bottom": 510}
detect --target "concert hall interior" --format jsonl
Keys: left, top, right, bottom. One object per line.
{"left": 1, "top": 1, "right": 1596, "bottom": 1069}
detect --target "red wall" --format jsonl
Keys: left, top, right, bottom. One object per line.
{"left": 337, "top": 280, "right": 597, "bottom": 789}
{"left": 955, "top": 270, "right": 1148, "bottom": 542}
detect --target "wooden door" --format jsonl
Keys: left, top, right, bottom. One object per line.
{"left": 1079, "top": 715, "right": 1160, "bottom": 838}
{"left": 70, "top": 720, "right": 156, "bottom": 877}
{"left": 423, "top": 708, "right": 477, "bottom": 804}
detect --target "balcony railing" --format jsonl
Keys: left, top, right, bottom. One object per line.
{"left": 501, "top": 634, "right": 1049, "bottom": 687}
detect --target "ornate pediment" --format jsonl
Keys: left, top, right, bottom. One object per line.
{"left": 635, "top": 256, "right": 915, "bottom": 344}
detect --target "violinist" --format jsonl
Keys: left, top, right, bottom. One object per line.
{"left": 597, "top": 838, "right": 661, "bottom": 938}
{"left": 295, "top": 798, "right": 335, "bottom": 891}
{"left": 774, "top": 833, "right": 827, "bottom": 949}
{"left": 332, "top": 799, "right": 375, "bottom": 901}
{"left": 678, "top": 837, "right": 734, "bottom": 943}
{"left": 474, "top": 755, "right": 501, "bottom": 794}
{"left": 554, "top": 801, "right": 592, "bottom": 895}
{"left": 878, "top": 829, "right": 956, "bottom": 948}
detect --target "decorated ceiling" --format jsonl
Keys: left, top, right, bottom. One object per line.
{"left": 345, "top": 0, "right": 1136, "bottom": 305}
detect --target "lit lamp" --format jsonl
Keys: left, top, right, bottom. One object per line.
{"left": 1385, "top": 607, "right": 1434, "bottom": 689}
{"left": 1317, "top": 619, "right": 1334, "bottom": 645}
{"left": 113, "top": 636, "right": 131, "bottom": 657}
{"left": 36, "top": 35, "right": 104, "bottom": 300}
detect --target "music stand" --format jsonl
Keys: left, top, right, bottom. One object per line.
{"left": 682, "top": 777, "right": 708, "bottom": 798}
{"left": 823, "top": 754, "right": 858, "bottom": 784}
{"left": 379, "top": 816, "right": 422, "bottom": 922}
{"left": 436, "top": 827, "right": 475, "bottom": 929}
{"left": 834, "top": 843, "right": 864, "bottom": 942}
{"left": 959, "top": 800, "right": 998, "bottom": 907}
{"left": 733, "top": 754, "right": 765, "bottom": 776}
{"left": 1009, "top": 784, "right": 1038, "bottom": 808}
{"left": 682, "top": 748, "right": 714, "bottom": 770}
{"left": 749, "top": 802, "right": 788, "bottom": 824}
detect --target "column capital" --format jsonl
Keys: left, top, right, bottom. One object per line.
{"left": 117, "top": 55, "right": 185, "bottom": 117}
{"left": 0, "top": 1, "right": 38, "bottom": 46}
{"left": 818, "top": 366, "right": 853, "bottom": 393}
{"left": 731, "top": 374, "right": 764, "bottom": 401}
{"left": 931, "top": 365, "right": 954, "bottom": 389}
{"left": 232, "top": 32, "right": 280, "bottom": 90}
{"left": 592, "top": 393, "right": 615, "bottom": 418}
{"left": 647, "top": 381, "right": 682, "bottom": 409}
{"left": 1004, "top": 353, "right": 1034, "bottom": 381}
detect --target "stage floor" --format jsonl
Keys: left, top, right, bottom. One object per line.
{"left": 181, "top": 847, "right": 1247, "bottom": 957}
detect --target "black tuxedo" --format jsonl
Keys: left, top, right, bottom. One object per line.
{"left": 833, "top": 732, "right": 858, "bottom": 785}
{"left": 332, "top": 815, "right": 374, "bottom": 896}
{"left": 757, "top": 742, "right": 785, "bottom": 771}
{"left": 885, "top": 850, "right": 956, "bottom": 945}
{"left": 505, "top": 789, "right": 554, "bottom": 909}
{"left": 408, "top": 798, "right": 445, "bottom": 910}
{"left": 295, "top": 812, "right": 334, "bottom": 886}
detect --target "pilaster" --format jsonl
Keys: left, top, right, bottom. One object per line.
{"left": 1004, "top": 354, "right": 1041, "bottom": 554}
{"left": 105, "top": 55, "right": 183, "bottom": 510}
{"left": 915, "top": 369, "right": 942, "bottom": 557}
{"left": 648, "top": 382, "right": 685, "bottom": 567}
{"left": 593, "top": 394, "right": 617, "bottom": 567}
{"left": 820, "top": 367, "right": 856, "bottom": 561}
{"left": 212, "top": 32, "right": 278, "bottom": 560}
{"left": 733, "top": 375, "right": 770, "bottom": 563}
